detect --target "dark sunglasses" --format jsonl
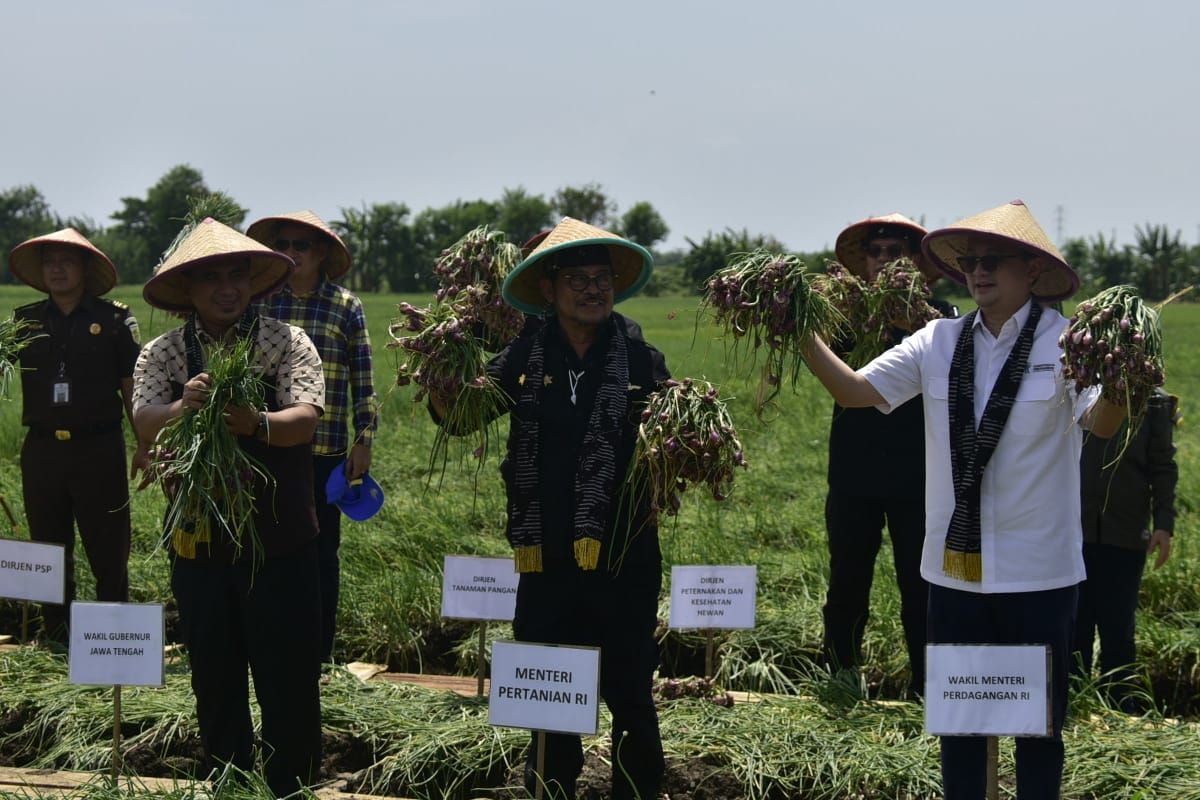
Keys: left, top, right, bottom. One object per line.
{"left": 273, "top": 238, "right": 313, "bottom": 253}
{"left": 865, "top": 242, "right": 908, "bottom": 260}
{"left": 561, "top": 273, "right": 614, "bottom": 292}
{"left": 955, "top": 253, "right": 1025, "bottom": 273}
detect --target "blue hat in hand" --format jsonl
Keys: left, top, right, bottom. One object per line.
{"left": 325, "top": 462, "right": 385, "bottom": 521}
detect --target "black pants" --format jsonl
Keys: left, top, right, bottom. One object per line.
{"left": 1073, "top": 542, "right": 1146, "bottom": 703}
{"left": 21, "top": 429, "right": 130, "bottom": 637}
{"left": 823, "top": 490, "right": 927, "bottom": 689}
{"left": 171, "top": 543, "right": 322, "bottom": 797}
{"left": 929, "top": 583, "right": 1077, "bottom": 800}
{"left": 513, "top": 563, "right": 664, "bottom": 800}
{"left": 312, "top": 454, "right": 344, "bottom": 663}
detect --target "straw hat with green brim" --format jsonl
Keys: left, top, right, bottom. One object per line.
{"left": 246, "top": 210, "right": 352, "bottom": 280}
{"left": 8, "top": 228, "right": 118, "bottom": 296}
{"left": 834, "top": 213, "right": 940, "bottom": 282}
{"left": 922, "top": 200, "right": 1079, "bottom": 302}
{"left": 501, "top": 217, "right": 653, "bottom": 315}
{"left": 143, "top": 218, "right": 293, "bottom": 312}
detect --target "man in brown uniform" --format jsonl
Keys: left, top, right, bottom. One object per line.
{"left": 7, "top": 229, "right": 141, "bottom": 641}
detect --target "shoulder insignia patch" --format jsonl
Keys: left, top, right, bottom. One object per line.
{"left": 124, "top": 315, "right": 141, "bottom": 345}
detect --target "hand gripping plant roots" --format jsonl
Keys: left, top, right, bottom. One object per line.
{"left": 150, "top": 337, "right": 273, "bottom": 563}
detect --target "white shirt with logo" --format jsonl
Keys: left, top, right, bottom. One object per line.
{"left": 860, "top": 300, "right": 1096, "bottom": 593}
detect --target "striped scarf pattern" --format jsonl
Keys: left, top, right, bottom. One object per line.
{"left": 944, "top": 302, "right": 1043, "bottom": 581}
{"left": 509, "top": 316, "right": 629, "bottom": 573}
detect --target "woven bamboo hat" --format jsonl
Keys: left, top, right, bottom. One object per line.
{"left": 143, "top": 218, "right": 293, "bottom": 311}
{"left": 922, "top": 200, "right": 1079, "bottom": 301}
{"left": 502, "top": 217, "right": 653, "bottom": 315}
{"left": 834, "top": 213, "right": 940, "bottom": 282}
{"left": 246, "top": 210, "right": 352, "bottom": 279}
{"left": 8, "top": 228, "right": 118, "bottom": 295}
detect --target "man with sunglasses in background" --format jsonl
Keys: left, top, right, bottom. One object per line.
{"left": 430, "top": 218, "right": 669, "bottom": 800}
{"left": 803, "top": 201, "right": 1126, "bottom": 798}
{"left": 248, "top": 211, "right": 378, "bottom": 664}
{"left": 821, "top": 214, "right": 955, "bottom": 697}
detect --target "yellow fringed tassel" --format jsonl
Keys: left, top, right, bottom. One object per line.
{"left": 943, "top": 549, "right": 982, "bottom": 582}
{"left": 172, "top": 518, "right": 211, "bottom": 560}
{"left": 574, "top": 538, "right": 601, "bottom": 571}
{"left": 513, "top": 545, "right": 543, "bottom": 573}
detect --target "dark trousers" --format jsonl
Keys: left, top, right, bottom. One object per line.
{"left": 171, "top": 543, "right": 323, "bottom": 798}
{"left": 1073, "top": 543, "right": 1146, "bottom": 701}
{"left": 929, "top": 583, "right": 1077, "bottom": 800}
{"left": 823, "top": 490, "right": 928, "bottom": 689}
{"left": 513, "top": 564, "right": 664, "bottom": 800}
{"left": 20, "top": 429, "right": 131, "bottom": 637}
{"left": 312, "top": 454, "right": 344, "bottom": 663}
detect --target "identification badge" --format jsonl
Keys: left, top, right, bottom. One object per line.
{"left": 52, "top": 380, "right": 72, "bottom": 406}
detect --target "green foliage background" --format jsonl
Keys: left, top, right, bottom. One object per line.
{"left": 0, "top": 285, "right": 1197, "bottom": 798}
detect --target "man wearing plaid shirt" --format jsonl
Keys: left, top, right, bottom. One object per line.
{"left": 250, "top": 211, "right": 378, "bottom": 663}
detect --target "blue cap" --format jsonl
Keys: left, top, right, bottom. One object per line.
{"left": 325, "top": 462, "right": 385, "bottom": 521}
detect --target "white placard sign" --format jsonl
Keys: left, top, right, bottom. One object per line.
{"left": 489, "top": 640, "right": 600, "bottom": 736}
{"left": 668, "top": 565, "right": 757, "bottom": 630}
{"left": 925, "top": 644, "right": 1051, "bottom": 737}
{"left": 0, "top": 538, "right": 65, "bottom": 604}
{"left": 441, "top": 556, "right": 519, "bottom": 621}
{"left": 69, "top": 602, "right": 165, "bottom": 687}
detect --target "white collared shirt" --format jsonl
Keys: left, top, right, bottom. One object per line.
{"left": 861, "top": 300, "right": 1096, "bottom": 593}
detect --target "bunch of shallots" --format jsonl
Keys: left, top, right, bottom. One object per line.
{"left": 629, "top": 378, "right": 746, "bottom": 520}
{"left": 814, "top": 258, "right": 942, "bottom": 368}
{"left": 151, "top": 337, "right": 271, "bottom": 562}
{"left": 433, "top": 225, "right": 526, "bottom": 347}
{"left": 1060, "top": 285, "right": 1165, "bottom": 418}
{"left": 700, "top": 250, "right": 842, "bottom": 411}
{"left": 389, "top": 300, "right": 508, "bottom": 472}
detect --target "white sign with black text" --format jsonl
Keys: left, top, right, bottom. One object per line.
{"left": 0, "top": 537, "right": 65, "bottom": 604}
{"left": 668, "top": 565, "right": 757, "bottom": 630}
{"left": 925, "top": 644, "right": 1051, "bottom": 737}
{"left": 441, "top": 555, "right": 519, "bottom": 621}
{"left": 489, "top": 640, "right": 600, "bottom": 736}
{"left": 69, "top": 602, "right": 165, "bottom": 687}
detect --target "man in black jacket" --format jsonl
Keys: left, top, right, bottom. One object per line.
{"left": 435, "top": 217, "right": 667, "bottom": 800}
{"left": 1073, "top": 388, "right": 1178, "bottom": 707}
{"left": 822, "top": 214, "right": 955, "bottom": 694}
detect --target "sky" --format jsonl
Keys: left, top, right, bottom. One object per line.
{"left": 3, "top": 0, "right": 1198, "bottom": 253}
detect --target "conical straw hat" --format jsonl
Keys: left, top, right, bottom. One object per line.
{"left": 7, "top": 228, "right": 118, "bottom": 295}
{"left": 834, "top": 213, "right": 940, "bottom": 282}
{"left": 246, "top": 210, "right": 352, "bottom": 279}
{"left": 922, "top": 200, "right": 1079, "bottom": 301}
{"left": 502, "top": 217, "right": 653, "bottom": 315}
{"left": 143, "top": 218, "right": 293, "bottom": 311}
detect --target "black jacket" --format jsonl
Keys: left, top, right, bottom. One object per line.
{"left": 1080, "top": 390, "right": 1178, "bottom": 550}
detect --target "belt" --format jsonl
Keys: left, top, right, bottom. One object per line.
{"left": 28, "top": 421, "right": 122, "bottom": 441}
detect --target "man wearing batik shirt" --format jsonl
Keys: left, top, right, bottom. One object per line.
{"left": 132, "top": 218, "right": 325, "bottom": 797}
{"left": 249, "top": 210, "right": 378, "bottom": 663}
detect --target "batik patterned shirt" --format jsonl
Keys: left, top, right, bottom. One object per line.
{"left": 132, "top": 315, "right": 325, "bottom": 414}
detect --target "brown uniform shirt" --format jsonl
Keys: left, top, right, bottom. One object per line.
{"left": 15, "top": 296, "right": 140, "bottom": 432}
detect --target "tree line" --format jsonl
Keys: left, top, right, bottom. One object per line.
{"left": 2, "top": 165, "right": 1195, "bottom": 300}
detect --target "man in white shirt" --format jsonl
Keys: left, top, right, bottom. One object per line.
{"left": 802, "top": 200, "right": 1125, "bottom": 799}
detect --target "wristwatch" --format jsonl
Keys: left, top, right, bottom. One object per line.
{"left": 256, "top": 411, "right": 268, "bottom": 439}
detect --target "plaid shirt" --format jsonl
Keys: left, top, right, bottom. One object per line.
{"left": 261, "top": 278, "right": 378, "bottom": 455}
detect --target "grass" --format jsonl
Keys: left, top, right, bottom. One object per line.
{"left": 0, "top": 285, "right": 1197, "bottom": 798}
